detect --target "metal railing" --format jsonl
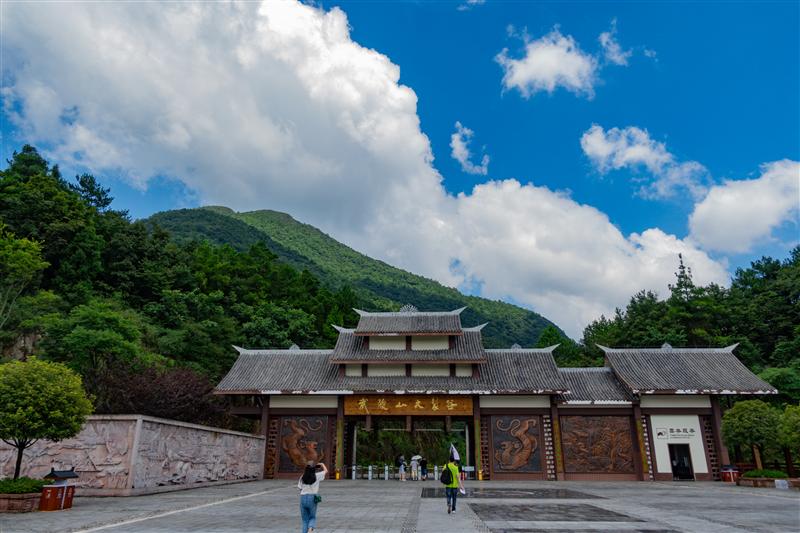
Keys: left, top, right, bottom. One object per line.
{"left": 343, "top": 464, "right": 475, "bottom": 480}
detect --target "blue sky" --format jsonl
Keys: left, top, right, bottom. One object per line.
{"left": 338, "top": 0, "right": 799, "bottom": 265}
{"left": 1, "top": 1, "right": 798, "bottom": 335}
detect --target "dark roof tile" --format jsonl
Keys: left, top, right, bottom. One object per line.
{"left": 330, "top": 327, "right": 486, "bottom": 362}
{"left": 353, "top": 308, "right": 464, "bottom": 335}
{"left": 557, "top": 368, "right": 634, "bottom": 404}
{"left": 215, "top": 345, "right": 568, "bottom": 394}
{"left": 601, "top": 345, "right": 777, "bottom": 395}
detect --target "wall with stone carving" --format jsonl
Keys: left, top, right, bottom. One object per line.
{"left": 0, "top": 415, "right": 265, "bottom": 495}
{"left": 0, "top": 417, "right": 136, "bottom": 490}
{"left": 132, "top": 418, "right": 264, "bottom": 489}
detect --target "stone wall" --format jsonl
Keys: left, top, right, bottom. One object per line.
{"left": 0, "top": 415, "right": 265, "bottom": 495}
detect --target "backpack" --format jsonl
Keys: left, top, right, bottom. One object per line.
{"left": 440, "top": 465, "right": 453, "bottom": 485}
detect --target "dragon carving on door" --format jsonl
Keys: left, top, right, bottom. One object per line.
{"left": 279, "top": 416, "right": 327, "bottom": 472}
{"left": 491, "top": 416, "right": 542, "bottom": 472}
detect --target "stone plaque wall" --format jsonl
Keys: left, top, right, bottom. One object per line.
{"left": 0, "top": 415, "right": 265, "bottom": 495}
{"left": 0, "top": 417, "right": 136, "bottom": 490}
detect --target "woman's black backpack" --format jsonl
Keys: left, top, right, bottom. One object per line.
{"left": 440, "top": 465, "right": 453, "bottom": 485}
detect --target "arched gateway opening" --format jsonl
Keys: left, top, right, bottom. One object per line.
{"left": 346, "top": 417, "right": 471, "bottom": 479}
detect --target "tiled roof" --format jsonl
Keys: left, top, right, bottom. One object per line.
{"left": 214, "top": 345, "right": 568, "bottom": 394}
{"left": 329, "top": 327, "right": 487, "bottom": 362}
{"left": 353, "top": 308, "right": 464, "bottom": 335}
{"left": 600, "top": 344, "right": 778, "bottom": 395}
{"left": 556, "top": 368, "right": 634, "bottom": 404}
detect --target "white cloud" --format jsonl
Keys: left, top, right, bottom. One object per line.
{"left": 689, "top": 160, "right": 800, "bottom": 253}
{"left": 598, "top": 19, "right": 631, "bottom": 66}
{"left": 450, "top": 121, "right": 489, "bottom": 175}
{"left": 2, "top": 0, "right": 729, "bottom": 338}
{"left": 580, "top": 124, "right": 711, "bottom": 199}
{"left": 457, "top": 0, "right": 486, "bottom": 11}
{"left": 495, "top": 29, "right": 598, "bottom": 98}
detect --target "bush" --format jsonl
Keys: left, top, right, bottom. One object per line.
{"left": 0, "top": 358, "right": 93, "bottom": 479}
{"left": 0, "top": 477, "right": 47, "bottom": 494}
{"left": 742, "top": 469, "right": 788, "bottom": 479}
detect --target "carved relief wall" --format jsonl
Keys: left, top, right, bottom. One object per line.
{"left": 0, "top": 418, "right": 136, "bottom": 490}
{"left": 560, "top": 416, "right": 635, "bottom": 473}
{"left": 490, "top": 415, "right": 542, "bottom": 473}
{"left": 132, "top": 419, "right": 264, "bottom": 489}
{"left": 0, "top": 415, "right": 265, "bottom": 495}
{"left": 278, "top": 416, "right": 329, "bottom": 473}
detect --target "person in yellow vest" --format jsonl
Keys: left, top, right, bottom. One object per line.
{"left": 441, "top": 456, "right": 464, "bottom": 514}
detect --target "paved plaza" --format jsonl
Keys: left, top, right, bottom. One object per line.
{"left": 1, "top": 480, "right": 798, "bottom": 533}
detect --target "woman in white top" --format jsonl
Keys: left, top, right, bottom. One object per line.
{"left": 298, "top": 461, "right": 327, "bottom": 533}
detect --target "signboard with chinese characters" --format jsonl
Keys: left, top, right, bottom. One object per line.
{"left": 654, "top": 426, "right": 697, "bottom": 440}
{"left": 344, "top": 395, "right": 473, "bottom": 416}
{"left": 649, "top": 414, "right": 708, "bottom": 475}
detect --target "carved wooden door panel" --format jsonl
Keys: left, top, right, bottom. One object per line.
{"left": 490, "top": 415, "right": 543, "bottom": 473}
{"left": 560, "top": 415, "right": 635, "bottom": 473}
{"left": 277, "top": 416, "right": 329, "bottom": 473}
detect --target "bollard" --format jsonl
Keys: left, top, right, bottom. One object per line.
{"left": 384, "top": 465, "right": 389, "bottom": 480}
{"left": 434, "top": 465, "right": 438, "bottom": 480}
{"left": 352, "top": 465, "right": 356, "bottom": 480}
{"left": 368, "top": 465, "right": 373, "bottom": 480}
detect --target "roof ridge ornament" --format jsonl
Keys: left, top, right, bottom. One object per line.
{"left": 399, "top": 304, "right": 418, "bottom": 313}
{"left": 511, "top": 343, "right": 522, "bottom": 350}
{"left": 661, "top": 342, "right": 673, "bottom": 350}
{"left": 289, "top": 343, "right": 300, "bottom": 351}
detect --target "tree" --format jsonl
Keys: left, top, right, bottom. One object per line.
{"left": 0, "top": 358, "right": 93, "bottom": 479}
{"left": 759, "top": 365, "right": 800, "bottom": 406}
{"left": 98, "top": 363, "right": 227, "bottom": 426}
{"left": 722, "top": 400, "right": 781, "bottom": 470}
{"left": 40, "top": 300, "right": 146, "bottom": 410}
{"left": 0, "top": 224, "right": 48, "bottom": 331}
{"left": 536, "top": 325, "right": 595, "bottom": 367}
{"left": 778, "top": 405, "right": 800, "bottom": 477}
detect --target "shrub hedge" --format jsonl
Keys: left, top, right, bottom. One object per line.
{"left": 742, "top": 469, "right": 788, "bottom": 479}
{"left": 0, "top": 477, "right": 47, "bottom": 494}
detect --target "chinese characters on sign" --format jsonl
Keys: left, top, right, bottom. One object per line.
{"left": 344, "top": 395, "right": 473, "bottom": 416}
{"left": 655, "top": 427, "right": 697, "bottom": 440}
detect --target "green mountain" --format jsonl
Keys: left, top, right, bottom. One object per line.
{"left": 146, "top": 206, "right": 560, "bottom": 348}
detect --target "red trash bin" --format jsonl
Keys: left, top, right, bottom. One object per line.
{"left": 39, "top": 485, "right": 65, "bottom": 511}
{"left": 62, "top": 485, "right": 76, "bottom": 509}
{"left": 721, "top": 466, "right": 740, "bottom": 483}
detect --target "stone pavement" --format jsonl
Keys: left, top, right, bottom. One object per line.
{"left": 1, "top": 479, "right": 798, "bottom": 533}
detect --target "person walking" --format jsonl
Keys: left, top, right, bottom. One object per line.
{"left": 441, "top": 455, "right": 464, "bottom": 514}
{"left": 397, "top": 454, "right": 406, "bottom": 481}
{"left": 410, "top": 453, "right": 421, "bottom": 481}
{"left": 419, "top": 456, "right": 428, "bottom": 481}
{"left": 298, "top": 461, "right": 327, "bottom": 533}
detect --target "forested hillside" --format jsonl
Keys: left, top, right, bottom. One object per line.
{"left": 0, "top": 146, "right": 362, "bottom": 426}
{"left": 148, "top": 207, "right": 559, "bottom": 348}
{"left": 1, "top": 145, "right": 796, "bottom": 431}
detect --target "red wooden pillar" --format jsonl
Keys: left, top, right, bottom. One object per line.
{"left": 550, "top": 399, "right": 564, "bottom": 480}
{"left": 260, "top": 395, "right": 270, "bottom": 480}
{"left": 710, "top": 396, "right": 731, "bottom": 466}
{"left": 631, "top": 404, "right": 646, "bottom": 481}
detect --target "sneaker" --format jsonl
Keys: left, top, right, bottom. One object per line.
{"left": 452, "top": 509, "right": 457, "bottom": 514}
